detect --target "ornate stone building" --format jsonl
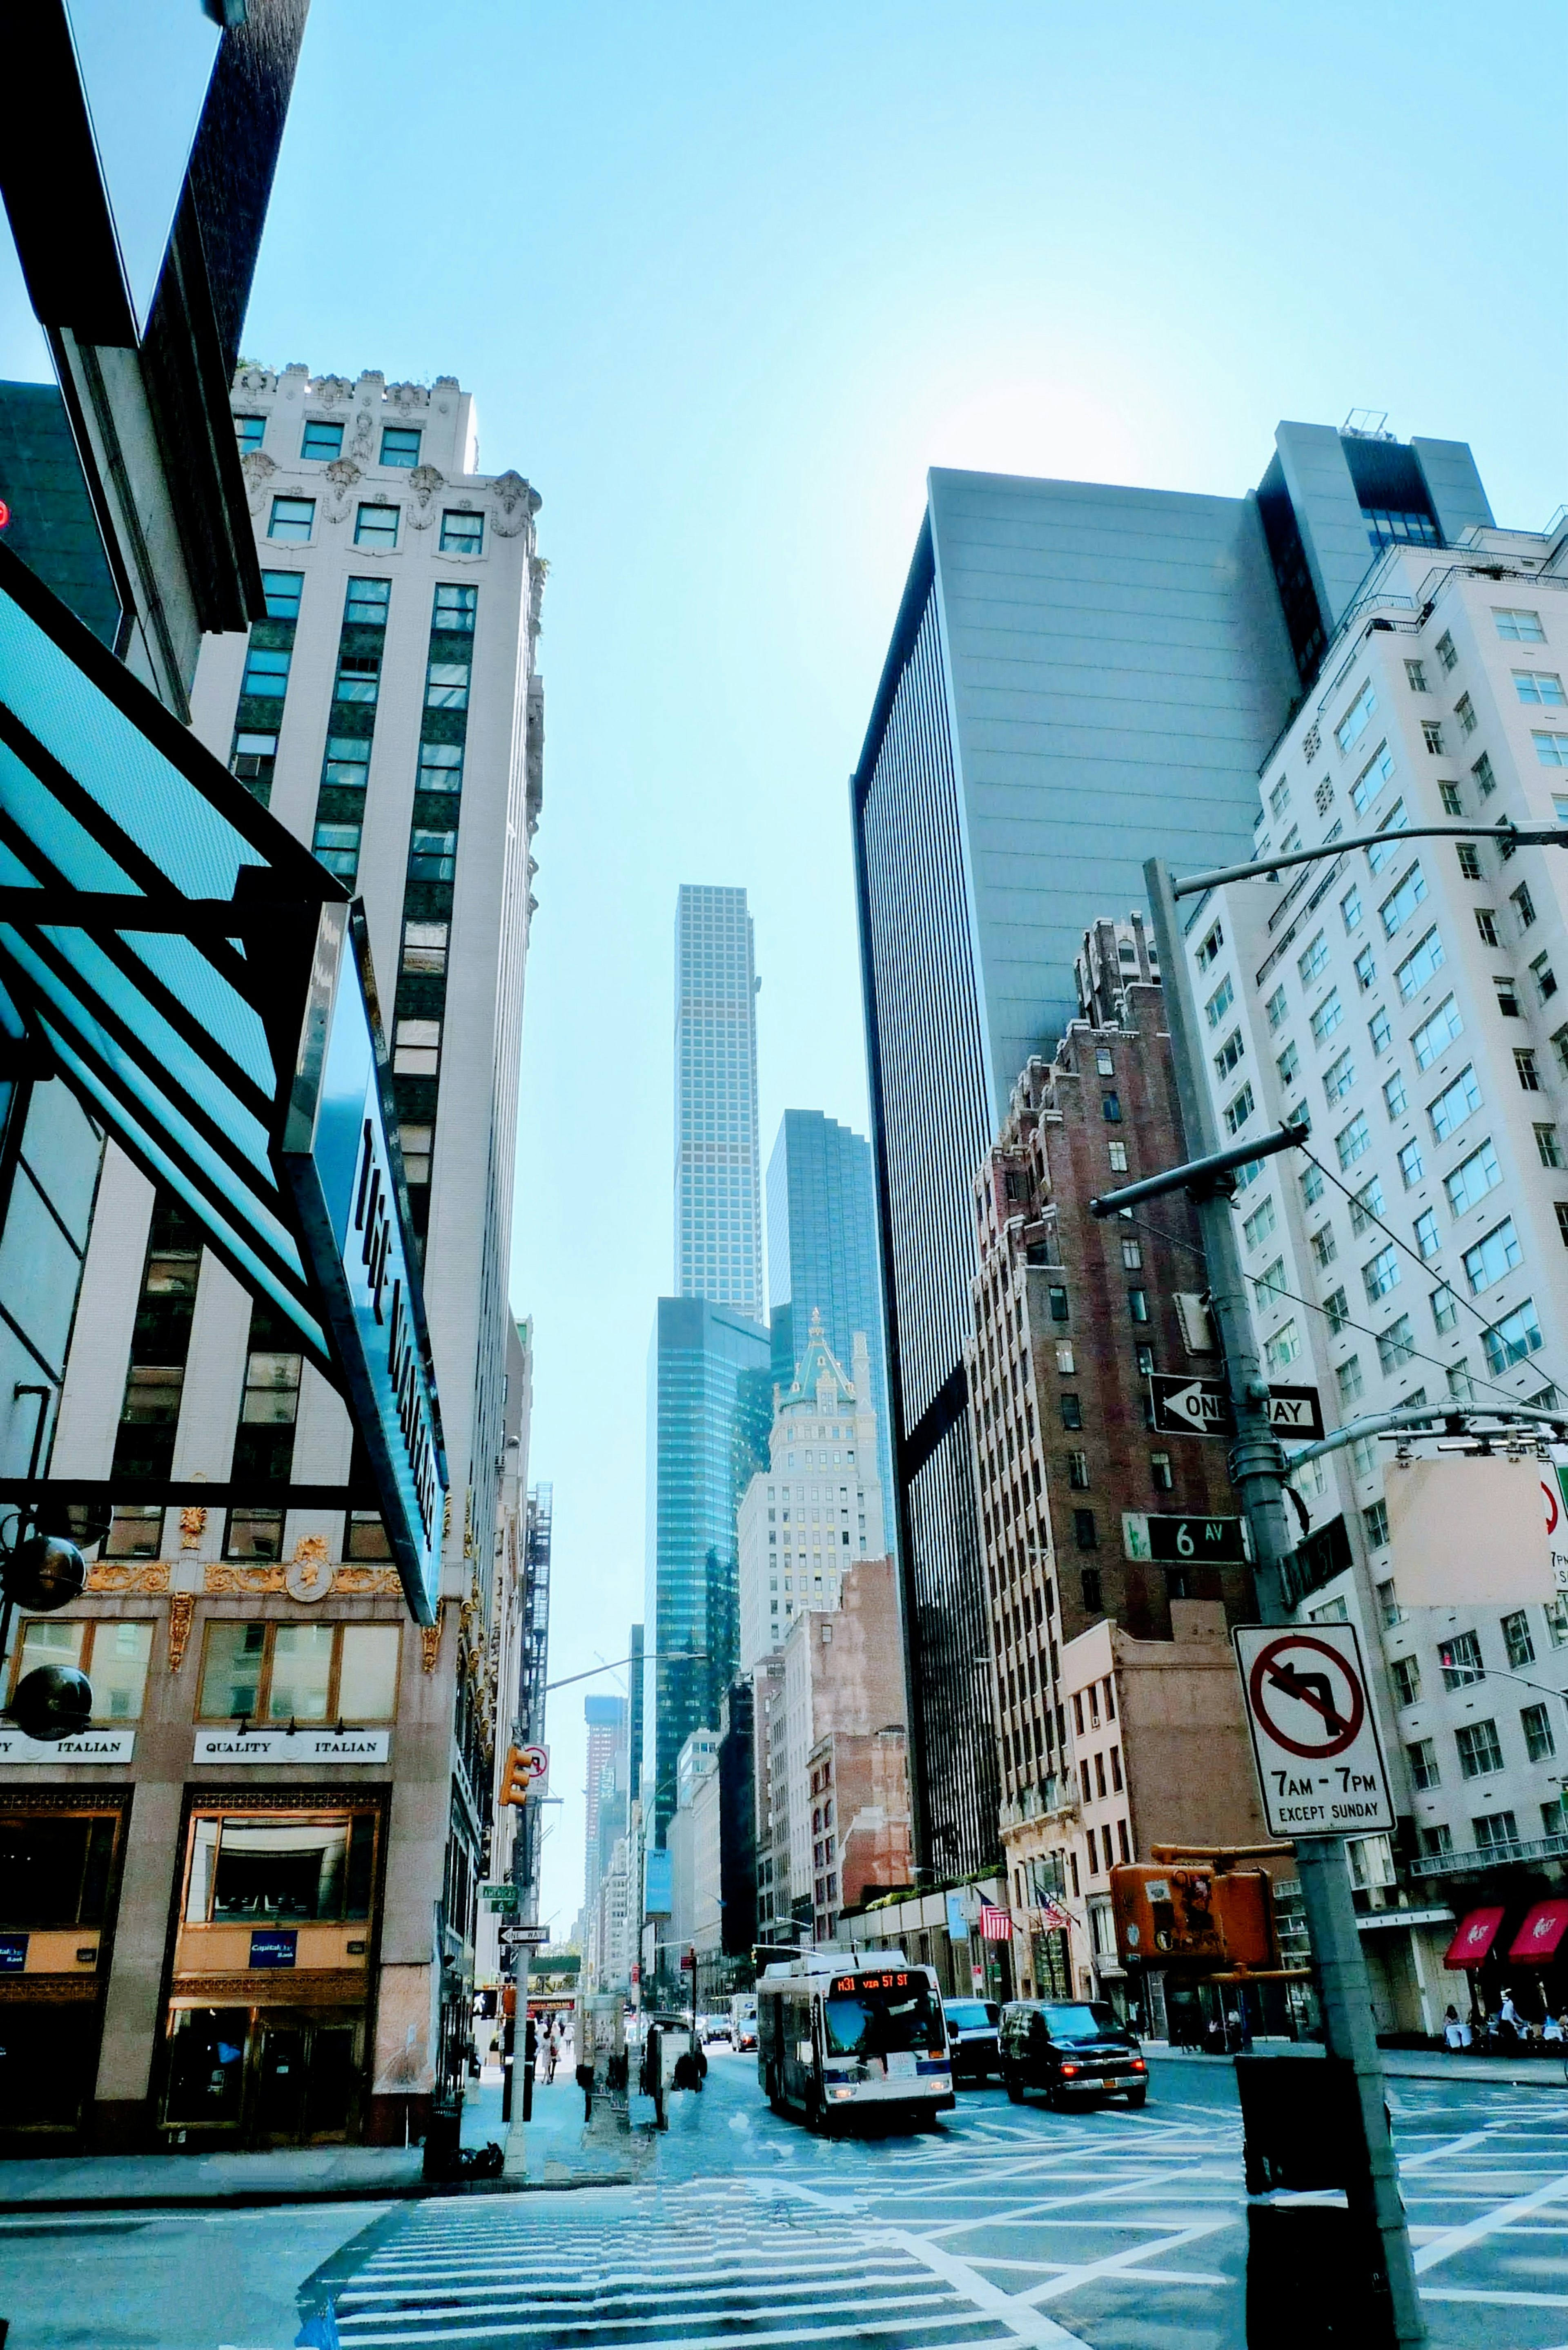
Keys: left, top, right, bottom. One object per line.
{"left": 0, "top": 368, "right": 545, "bottom": 2153}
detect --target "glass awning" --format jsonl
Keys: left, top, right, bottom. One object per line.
{"left": 0, "top": 538, "right": 339, "bottom": 1359}
{"left": 0, "top": 539, "right": 448, "bottom": 1620}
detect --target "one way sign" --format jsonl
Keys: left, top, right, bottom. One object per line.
{"left": 1148, "top": 1374, "right": 1324, "bottom": 1442}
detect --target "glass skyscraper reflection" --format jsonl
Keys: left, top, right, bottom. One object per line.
{"left": 644, "top": 1296, "right": 770, "bottom": 1846}
{"left": 766, "top": 1108, "right": 895, "bottom": 1516}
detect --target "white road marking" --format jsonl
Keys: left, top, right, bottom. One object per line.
{"left": 878, "top": 2227, "right": 1091, "bottom": 2348}
{"left": 1412, "top": 2166, "right": 1568, "bottom": 2272}
{"left": 1014, "top": 2219, "right": 1236, "bottom": 2306}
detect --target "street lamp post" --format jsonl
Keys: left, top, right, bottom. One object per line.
{"left": 1128, "top": 852, "right": 1427, "bottom": 2348}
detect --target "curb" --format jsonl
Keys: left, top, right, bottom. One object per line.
{"left": 0, "top": 2169, "right": 643, "bottom": 2218}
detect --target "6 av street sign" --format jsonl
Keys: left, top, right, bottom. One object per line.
{"left": 1147, "top": 1373, "right": 1325, "bottom": 1442}
{"left": 1123, "top": 1512, "right": 1250, "bottom": 1565}
{"left": 1234, "top": 1623, "right": 1394, "bottom": 1839}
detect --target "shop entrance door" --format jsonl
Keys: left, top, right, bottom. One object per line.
{"left": 304, "top": 2025, "right": 356, "bottom": 2134}
{"left": 256, "top": 2027, "right": 307, "bottom": 2136}
{"left": 253, "top": 2014, "right": 362, "bottom": 2144}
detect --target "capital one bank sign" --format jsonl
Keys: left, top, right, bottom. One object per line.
{"left": 284, "top": 906, "right": 446, "bottom": 1622}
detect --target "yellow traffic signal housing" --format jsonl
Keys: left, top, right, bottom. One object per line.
{"left": 1110, "top": 1863, "right": 1223, "bottom": 1966}
{"left": 499, "top": 1745, "right": 532, "bottom": 1806}
{"left": 1110, "top": 1861, "right": 1277, "bottom": 1970}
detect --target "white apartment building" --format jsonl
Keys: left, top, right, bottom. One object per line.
{"left": 667, "top": 1728, "right": 719, "bottom": 1956}
{"left": 592, "top": 1833, "right": 635, "bottom": 1995}
{"left": 1186, "top": 507, "right": 1568, "bottom": 2031}
{"left": 736, "top": 1316, "right": 885, "bottom": 1672}
{"left": 3, "top": 366, "right": 545, "bottom": 2149}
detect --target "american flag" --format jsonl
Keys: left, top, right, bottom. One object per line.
{"left": 979, "top": 1902, "right": 1014, "bottom": 1941}
{"left": 1036, "top": 1895, "right": 1073, "bottom": 1933}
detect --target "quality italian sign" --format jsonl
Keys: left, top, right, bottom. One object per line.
{"left": 1233, "top": 1623, "right": 1394, "bottom": 1839}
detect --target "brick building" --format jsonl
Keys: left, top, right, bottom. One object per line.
{"left": 966, "top": 920, "right": 1261, "bottom": 2001}
{"left": 764, "top": 1556, "right": 910, "bottom": 1944}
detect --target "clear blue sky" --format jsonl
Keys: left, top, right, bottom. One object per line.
{"left": 35, "top": 3, "right": 1568, "bottom": 1936}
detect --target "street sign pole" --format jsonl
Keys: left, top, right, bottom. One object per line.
{"left": 1144, "top": 856, "right": 1424, "bottom": 2348}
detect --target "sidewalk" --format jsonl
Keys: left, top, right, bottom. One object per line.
{"left": 1149, "top": 2042, "right": 1568, "bottom": 2090}
{"left": 0, "top": 2065, "right": 642, "bottom": 2214}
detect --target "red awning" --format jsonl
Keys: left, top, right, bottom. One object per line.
{"left": 1509, "top": 1900, "right": 1568, "bottom": 1964}
{"left": 1445, "top": 1907, "right": 1506, "bottom": 1969}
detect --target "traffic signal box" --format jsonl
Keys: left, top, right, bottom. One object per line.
{"left": 1109, "top": 1863, "right": 1276, "bottom": 1971}
{"left": 499, "top": 1746, "right": 534, "bottom": 1806}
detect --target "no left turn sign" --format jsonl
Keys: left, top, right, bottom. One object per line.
{"left": 1234, "top": 1623, "right": 1394, "bottom": 1839}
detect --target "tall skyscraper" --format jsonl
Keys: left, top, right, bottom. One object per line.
{"left": 674, "top": 885, "right": 763, "bottom": 1315}
{"left": 851, "top": 418, "right": 1492, "bottom": 1879}
{"left": 644, "top": 1297, "right": 771, "bottom": 1844}
{"left": 766, "top": 1109, "right": 895, "bottom": 1511}
{"left": 584, "top": 1692, "right": 628, "bottom": 1920}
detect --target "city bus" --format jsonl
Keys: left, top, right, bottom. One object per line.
{"left": 756, "top": 1949, "right": 953, "bottom": 2129}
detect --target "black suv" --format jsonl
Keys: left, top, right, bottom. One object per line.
{"left": 942, "top": 1998, "right": 1002, "bottom": 2084}
{"left": 1000, "top": 1999, "right": 1148, "bottom": 2109}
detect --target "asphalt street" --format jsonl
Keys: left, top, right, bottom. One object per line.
{"left": 7, "top": 2051, "right": 1568, "bottom": 2349}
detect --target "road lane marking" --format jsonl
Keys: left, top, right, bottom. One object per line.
{"left": 878, "top": 2228, "right": 1091, "bottom": 2348}
{"left": 1412, "top": 2167, "right": 1568, "bottom": 2272}
{"left": 1014, "top": 2219, "right": 1236, "bottom": 2306}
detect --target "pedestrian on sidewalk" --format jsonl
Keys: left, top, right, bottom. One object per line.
{"left": 1443, "top": 2004, "right": 1471, "bottom": 2051}
{"left": 577, "top": 2057, "right": 594, "bottom": 2121}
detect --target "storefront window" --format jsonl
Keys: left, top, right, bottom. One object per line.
{"left": 165, "top": 2008, "right": 248, "bottom": 2124}
{"left": 199, "top": 1623, "right": 266, "bottom": 1719}
{"left": 184, "top": 1812, "right": 377, "bottom": 1923}
{"left": 267, "top": 1624, "right": 335, "bottom": 1720}
{"left": 0, "top": 1812, "right": 119, "bottom": 1926}
{"left": 9, "top": 1621, "right": 153, "bottom": 1719}
{"left": 336, "top": 1624, "right": 400, "bottom": 1720}
{"left": 196, "top": 1621, "right": 400, "bottom": 1723}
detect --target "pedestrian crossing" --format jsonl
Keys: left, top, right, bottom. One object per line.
{"left": 316, "top": 2076, "right": 1568, "bottom": 2349}
{"left": 332, "top": 2183, "right": 1042, "bottom": 2348}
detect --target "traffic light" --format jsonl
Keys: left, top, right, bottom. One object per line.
{"left": 1212, "top": 1867, "right": 1277, "bottom": 1971}
{"left": 500, "top": 1746, "right": 532, "bottom": 1806}
{"left": 1111, "top": 1863, "right": 1223, "bottom": 1966}
{"left": 1110, "top": 1862, "right": 1278, "bottom": 1970}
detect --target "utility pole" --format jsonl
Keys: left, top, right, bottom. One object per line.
{"left": 1137, "top": 854, "right": 1425, "bottom": 2348}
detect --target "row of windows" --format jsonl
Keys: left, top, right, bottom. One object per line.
{"left": 1405, "top": 1700, "right": 1556, "bottom": 1790}
{"left": 267, "top": 494, "right": 484, "bottom": 556}
{"left": 238, "top": 413, "right": 426, "bottom": 469}
{"left": 9, "top": 1615, "right": 401, "bottom": 1726}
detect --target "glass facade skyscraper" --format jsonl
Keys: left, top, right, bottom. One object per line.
{"left": 674, "top": 884, "right": 763, "bottom": 1315}
{"left": 766, "top": 1108, "right": 895, "bottom": 1516}
{"left": 852, "top": 425, "right": 1492, "bottom": 1880}
{"left": 644, "top": 1297, "right": 771, "bottom": 1845}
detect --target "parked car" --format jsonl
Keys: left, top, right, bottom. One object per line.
{"left": 942, "top": 1998, "right": 1002, "bottom": 2084}
{"left": 1000, "top": 1999, "right": 1148, "bottom": 2109}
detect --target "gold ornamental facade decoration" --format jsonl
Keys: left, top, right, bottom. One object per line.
{"left": 204, "top": 1563, "right": 286, "bottom": 1596}
{"left": 86, "top": 1562, "right": 170, "bottom": 1595}
{"left": 420, "top": 1606, "right": 445, "bottom": 1673}
{"left": 178, "top": 1505, "right": 207, "bottom": 1551}
{"left": 167, "top": 1592, "right": 196, "bottom": 1672}
{"left": 330, "top": 1566, "right": 403, "bottom": 1597}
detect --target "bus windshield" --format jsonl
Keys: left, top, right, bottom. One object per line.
{"left": 823, "top": 1971, "right": 942, "bottom": 2058}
